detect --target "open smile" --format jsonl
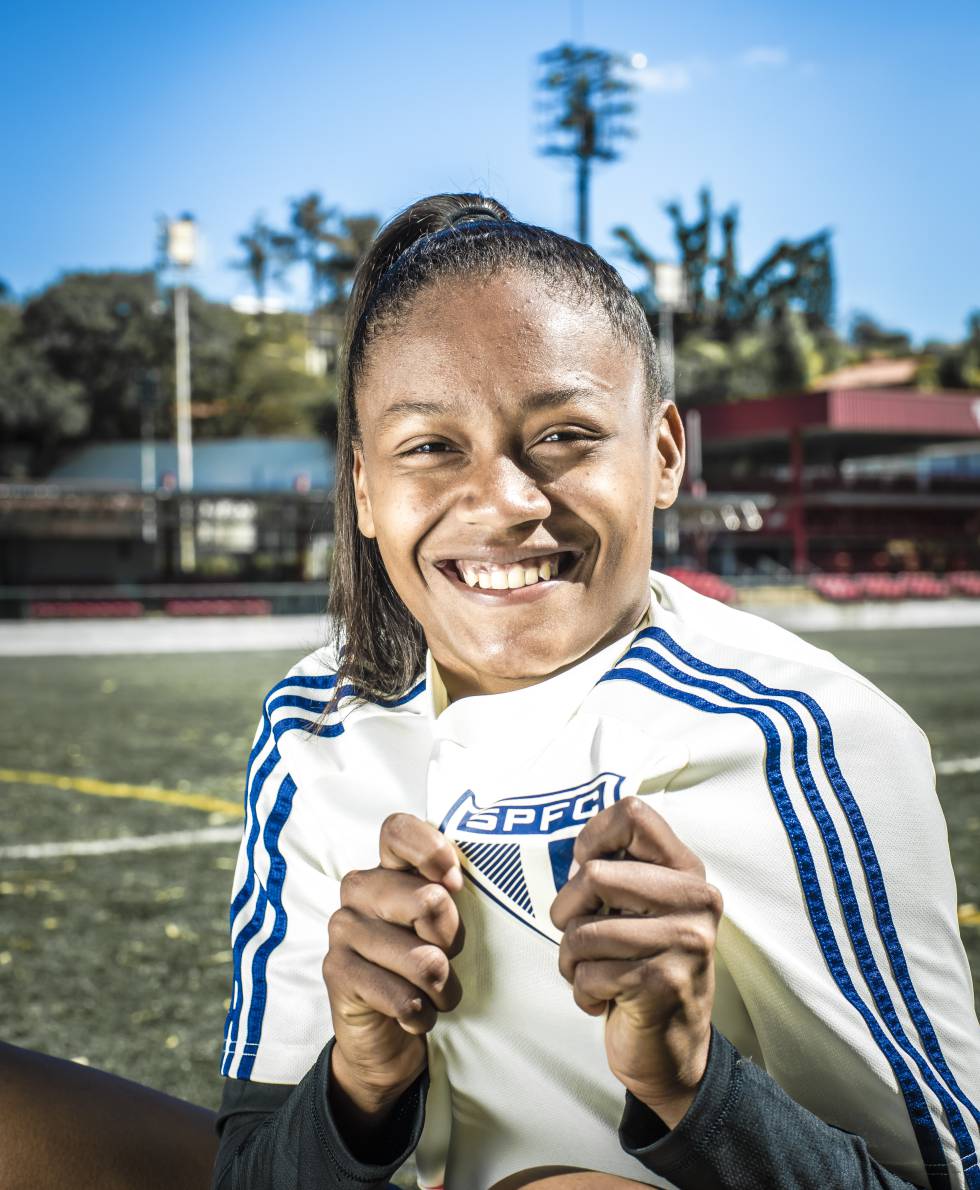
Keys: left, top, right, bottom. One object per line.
{"left": 432, "top": 550, "right": 584, "bottom": 602}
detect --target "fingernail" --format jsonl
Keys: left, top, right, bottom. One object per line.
{"left": 444, "top": 866, "right": 463, "bottom": 892}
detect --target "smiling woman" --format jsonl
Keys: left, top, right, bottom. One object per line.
{"left": 204, "top": 194, "right": 978, "bottom": 1190}
{"left": 9, "top": 192, "right": 973, "bottom": 1190}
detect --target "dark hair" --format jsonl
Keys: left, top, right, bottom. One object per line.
{"left": 323, "top": 192, "right": 663, "bottom": 715}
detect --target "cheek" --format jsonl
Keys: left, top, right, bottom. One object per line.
{"left": 369, "top": 483, "right": 438, "bottom": 578}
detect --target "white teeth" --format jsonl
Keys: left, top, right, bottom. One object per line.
{"left": 453, "top": 552, "right": 569, "bottom": 590}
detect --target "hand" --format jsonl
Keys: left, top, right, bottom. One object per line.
{"left": 549, "top": 796, "right": 722, "bottom": 1127}
{"left": 322, "top": 813, "right": 464, "bottom": 1118}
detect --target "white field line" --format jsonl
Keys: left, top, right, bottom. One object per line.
{"left": 0, "top": 825, "right": 242, "bottom": 860}
{"left": 935, "top": 756, "right": 980, "bottom": 776}
{"left": 0, "top": 615, "right": 329, "bottom": 657}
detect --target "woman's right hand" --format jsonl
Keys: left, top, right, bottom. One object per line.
{"left": 322, "top": 812, "right": 465, "bottom": 1119}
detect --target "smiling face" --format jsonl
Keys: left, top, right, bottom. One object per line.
{"left": 351, "top": 268, "right": 685, "bottom": 701}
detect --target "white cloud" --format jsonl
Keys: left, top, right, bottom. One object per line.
{"left": 630, "top": 58, "right": 712, "bottom": 93}
{"left": 739, "top": 45, "right": 790, "bottom": 68}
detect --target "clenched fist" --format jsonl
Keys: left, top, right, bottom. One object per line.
{"left": 323, "top": 813, "right": 465, "bottom": 1124}
{"left": 550, "top": 796, "right": 722, "bottom": 1127}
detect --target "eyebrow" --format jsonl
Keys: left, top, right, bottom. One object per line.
{"left": 375, "top": 386, "right": 604, "bottom": 433}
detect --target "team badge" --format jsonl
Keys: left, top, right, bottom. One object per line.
{"left": 437, "top": 772, "right": 626, "bottom": 942}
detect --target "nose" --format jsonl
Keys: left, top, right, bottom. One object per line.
{"left": 457, "top": 453, "right": 552, "bottom": 529}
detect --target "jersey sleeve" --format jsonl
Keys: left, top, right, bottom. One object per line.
{"left": 707, "top": 669, "right": 980, "bottom": 1190}
{"left": 219, "top": 656, "right": 344, "bottom": 1084}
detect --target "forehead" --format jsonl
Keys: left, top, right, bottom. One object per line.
{"left": 356, "top": 269, "right": 643, "bottom": 423}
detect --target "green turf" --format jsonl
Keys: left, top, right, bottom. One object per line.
{"left": 1, "top": 629, "right": 977, "bottom": 1151}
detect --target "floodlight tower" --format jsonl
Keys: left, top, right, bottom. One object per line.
{"left": 537, "top": 44, "right": 636, "bottom": 245}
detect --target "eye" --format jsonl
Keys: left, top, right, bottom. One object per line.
{"left": 401, "top": 440, "right": 454, "bottom": 456}
{"left": 537, "top": 429, "right": 596, "bottom": 445}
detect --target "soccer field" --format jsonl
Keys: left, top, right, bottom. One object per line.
{"left": 1, "top": 627, "right": 978, "bottom": 1120}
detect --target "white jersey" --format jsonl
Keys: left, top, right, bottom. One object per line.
{"left": 220, "top": 570, "right": 980, "bottom": 1190}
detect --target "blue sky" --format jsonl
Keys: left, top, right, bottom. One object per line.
{"left": 2, "top": 0, "right": 978, "bottom": 344}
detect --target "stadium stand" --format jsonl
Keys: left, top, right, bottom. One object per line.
{"left": 662, "top": 568, "right": 736, "bottom": 604}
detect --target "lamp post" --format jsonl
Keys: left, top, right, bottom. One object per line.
{"left": 167, "top": 214, "right": 197, "bottom": 572}
{"left": 653, "top": 261, "right": 687, "bottom": 405}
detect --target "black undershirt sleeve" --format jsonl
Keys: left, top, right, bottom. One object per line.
{"left": 617, "top": 1026, "right": 929, "bottom": 1189}
{"left": 210, "top": 1037, "right": 427, "bottom": 1190}
{"left": 211, "top": 1028, "right": 930, "bottom": 1189}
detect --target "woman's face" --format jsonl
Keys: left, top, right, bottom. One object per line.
{"left": 352, "top": 268, "right": 685, "bottom": 700}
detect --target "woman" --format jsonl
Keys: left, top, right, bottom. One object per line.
{"left": 211, "top": 193, "right": 979, "bottom": 1190}
{"left": 6, "top": 192, "right": 971, "bottom": 1190}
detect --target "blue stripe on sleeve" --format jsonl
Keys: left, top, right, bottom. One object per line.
{"left": 640, "top": 629, "right": 980, "bottom": 1133}
{"left": 600, "top": 662, "right": 963, "bottom": 1190}
{"left": 221, "top": 675, "right": 425, "bottom": 1078}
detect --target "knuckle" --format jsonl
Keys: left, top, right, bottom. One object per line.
{"left": 682, "top": 921, "right": 716, "bottom": 956}
{"left": 380, "top": 812, "right": 410, "bottom": 841}
{"left": 339, "top": 868, "right": 366, "bottom": 904}
{"left": 655, "top": 958, "right": 688, "bottom": 998}
{"left": 581, "top": 858, "right": 605, "bottom": 884}
{"left": 321, "top": 946, "right": 345, "bottom": 987}
{"left": 416, "top": 882, "right": 450, "bottom": 921}
{"left": 703, "top": 882, "right": 724, "bottom": 918}
{"left": 327, "top": 905, "right": 355, "bottom": 941}
{"left": 621, "top": 795, "right": 648, "bottom": 825}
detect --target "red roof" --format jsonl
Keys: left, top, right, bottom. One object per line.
{"left": 695, "top": 389, "right": 980, "bottom": 441}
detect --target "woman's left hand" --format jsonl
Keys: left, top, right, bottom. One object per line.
{"left": 550, "top": 796, "right": 723, "bottom": 1128}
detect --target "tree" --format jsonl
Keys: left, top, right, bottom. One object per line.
{"left": 537, "top": 43, "right": 635, "bottom": 244}
{"left": 615, "top": 188, "right": 835, "bottom": 342}
{"left": 936, "top": 311, "right": 980, "bottom": 389}
{"left": 19, "top": 272, "right": 169, "bottom": 440}
{"left": 319, "top": 213, "right": 380, "bottom": 307}
{"left": 277, "top": 192, "right": 339, "bottom": 368}
{"left": 0, "top": 302, "right": 89, "bottom": 474}
{"left": 230, "top": 215, "right": 291, "bottom": 315}
{"left": 849, "top": 312, "right": 911, "bottom": 356}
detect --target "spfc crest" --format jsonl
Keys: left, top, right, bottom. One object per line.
{"left": 437, "top": 772, "right": 626, "bottom": 942}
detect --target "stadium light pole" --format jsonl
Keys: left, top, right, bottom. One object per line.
{"left": 167, "top": 214, "right": 197, "bottom": 573}
{"left": 653, "top": 261, "right": 687, "bottom": 405}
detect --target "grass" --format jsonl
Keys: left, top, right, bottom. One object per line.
{"left": 1, "top": 629, "right": 977, "bottom": 1136}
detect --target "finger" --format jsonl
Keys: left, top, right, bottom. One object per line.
{"left": 557, "top": 914, "right": 674, "bottom": 983}
{"left": 551, "top": 860, "right": 721, "bottom": 931}
{"left": 339, "top": 868, "right": 465, "bottom": 956}
{"left": 573, "top": 958, "right": 657, "bottom": 1010}
{"left": 329, "top": 910, "right": 463, "bottom": 1013}
{"left": 325, "top": 948, "right": 438, "bottom": 1035}
{"left": 379, "top": 813, "right": 463, "bottom": 891}
{"left": 572, "top": 797, "right": 702, "bottom": 876}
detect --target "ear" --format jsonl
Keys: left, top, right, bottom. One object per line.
{"left": 652, "top": 402, "right": 686, "bottom": 509}
{"left": 352, "top": 446, "right": 377, "bottom": 539}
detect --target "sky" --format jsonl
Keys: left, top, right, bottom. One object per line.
{"left": 2, "top": 0, "right": 978, "bottom": 345}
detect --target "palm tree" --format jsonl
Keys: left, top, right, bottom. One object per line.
{"left": 278, "top": 193, "right": 338, "bottom": 371}
{"left": 230, "top": 215, "right": 291, "bottom": 319}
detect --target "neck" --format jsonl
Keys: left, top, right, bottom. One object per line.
{"left": 435, "top": 598, "right": 650, "bottom": 704}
